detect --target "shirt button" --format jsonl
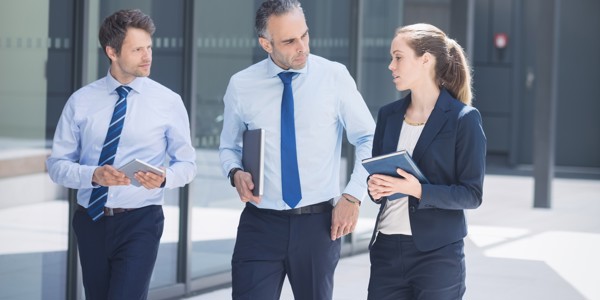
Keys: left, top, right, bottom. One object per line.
{"left": 410, "top": 206, "right": 416, "bottom": 213}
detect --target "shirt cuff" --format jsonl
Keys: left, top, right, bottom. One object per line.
{"left": 84, "top": 165, "right": 99, "bottom": 188}
{"left": 342, "top": 185, "right": 367, "bottom": 205}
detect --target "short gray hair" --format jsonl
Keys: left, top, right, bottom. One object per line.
{"left": 255, "top": 0, "right": 303, "bottom": 39}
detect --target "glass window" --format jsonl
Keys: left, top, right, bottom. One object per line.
{"left": 0, "top": 0, "right": 71, "bottom": 299}
{"left": 353, "top": 0, "right": 404, "bottom": 245}
{"left": 190, "top": 0, "right": 256, "bottom": 279}
{"left": 359, "top": 0, "right": 403, "bottom": 116}
{"left": 151, "top": 189, "right": 180, "bottom": 289}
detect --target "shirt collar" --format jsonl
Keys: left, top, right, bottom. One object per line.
{"left": 105, "top": 69, "right": 146, "bottom": 95}
{"left": 266, "top": 54, "right": 309, "bottom": 78}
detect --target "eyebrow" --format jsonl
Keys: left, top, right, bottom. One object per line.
{"left": 281, "top": 29, "right": 309, "bottom": 44}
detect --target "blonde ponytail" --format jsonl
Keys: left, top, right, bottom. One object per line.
{"left": 395, "top": 23, "right": 473, "bottom": 106}
{"left": 441, "top": 38, "right": 472, "bottom": 106}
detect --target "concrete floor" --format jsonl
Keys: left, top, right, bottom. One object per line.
{"left": 184, "top": 173, "right": 600, "bottom": 300}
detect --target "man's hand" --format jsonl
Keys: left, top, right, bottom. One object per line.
{"left": 135, "top": 167, "right": 166, "bottom": 189}
{"left": 233, "top": 170, "right": 261, "bottom": 204}
{"left": 92, "top": 165, "right": 130, "bottom": 186}
{"left": 330, "top": 193, "right": 360, "bottom": 240}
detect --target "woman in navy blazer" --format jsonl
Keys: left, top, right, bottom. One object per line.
{"left": 366, "top": 23, "right": 486, "bottom": 300}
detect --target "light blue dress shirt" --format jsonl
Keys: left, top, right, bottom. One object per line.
{"left": 219, "top": 54, "right": 375, "bottom": 210}
{"left": 47, "top": 72, "right": 197, "bottom": 208}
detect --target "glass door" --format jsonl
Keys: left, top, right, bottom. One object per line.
{"left": 0, "top": 0, "right": 73, "bottom": 299}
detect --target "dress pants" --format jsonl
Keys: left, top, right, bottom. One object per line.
{"left": 231, "top": 204, "right": 341, "bottom": 300}
{"left": 73, "top": 205, "right": 164, "bottom": 300}
{"left": 368, "top": 233, "right": 466, "bottom": 300}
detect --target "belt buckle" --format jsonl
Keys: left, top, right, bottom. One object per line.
{"left": 290, "top": 207, "right": 303, "bottom": 215}
{"left": 298, "top": 206, "right": 310, "bottom": 214}
{"left": 104, "top": 207, "right": 114, "bottom": 216}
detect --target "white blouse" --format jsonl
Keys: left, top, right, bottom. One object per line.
{"left": 377, "top": 120, "right": 425, "bottom": 235}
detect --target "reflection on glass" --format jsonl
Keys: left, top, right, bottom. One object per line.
{"left": 151, "top": 188, "right": 180, "bottom": 289}
{"left": 0, "top": 1, "right": 70, "bottom": 299}
{"left": 190, "top": 151, "right": 241, "bottom": 278}
{"left": 353, "top": 0, "right": 404, "bottom": 244}
{"left": 0, "top": 0, "right": 47, "bottom": 145}
{"left": 360, "top": 0, "right": 403, "bottom": 116}
{"left": 190, "top": 0, "right": 258, "bottom": 279}
{"left": 86, "top": 0, "right": 186, "bottom": 95}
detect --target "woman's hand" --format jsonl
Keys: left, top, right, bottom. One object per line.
{"left": 368, "top": 168, "right": 422, "bottom": 199}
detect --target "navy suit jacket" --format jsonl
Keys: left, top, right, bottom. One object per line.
{"left": 369, "top": 88, "right": 486, "bottom": 252}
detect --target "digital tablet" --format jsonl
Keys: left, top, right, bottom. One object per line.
{"left": 118, "top": 158, "right": 165, "bottom": 187}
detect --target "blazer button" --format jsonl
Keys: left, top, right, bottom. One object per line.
{"left": 410, "top": 206, "right": 416, "bottom": 213}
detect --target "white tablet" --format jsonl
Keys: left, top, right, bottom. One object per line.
{"left": 118, "top": 158, "right": 165, "bottom": 187}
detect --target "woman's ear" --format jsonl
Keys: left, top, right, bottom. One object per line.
{"left": 422, "top": 52, "right": 431, "bottom": 65}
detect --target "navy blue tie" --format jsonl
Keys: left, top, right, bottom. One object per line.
{"left": 278, "top": 72, "right": 302, "bottom": 208}
{"left": 87, "top": 86, "right": 131, "bottom": 221}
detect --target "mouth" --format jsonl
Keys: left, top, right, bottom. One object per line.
{"left": 292, "top": 56, "right": 307, "bottom": 67}
{"left": 295, "top": 53, "right": 307, "bottom": 61}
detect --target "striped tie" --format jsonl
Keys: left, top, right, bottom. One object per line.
{"left": 87, "top": 86, "right": 131, "bottom": 221}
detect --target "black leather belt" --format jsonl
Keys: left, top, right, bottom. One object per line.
{"left": 78, "top": 204, "right": 137, "bottom": 216}
{"left": 246, "top": 199, "right": 333, "bottom": 215}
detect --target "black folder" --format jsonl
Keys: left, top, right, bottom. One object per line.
{"left": 242, "top": 129, "right": 265, "bottom": 196}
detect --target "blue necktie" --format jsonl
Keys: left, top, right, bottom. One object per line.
{"left": 278, "top": 72, "right": 302, "bottom": 208}
{"left": 87, "top": 86, "right": 131, "bottom": 221}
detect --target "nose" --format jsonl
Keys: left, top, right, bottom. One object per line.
{"left": 143, "top": 48, "right": 152, "bottom": 60}
{"left": 388, "top": 60, "right": 394, "bottom": 71}
{"left": 297, "top": 40, "right": 308, "bottom": 54}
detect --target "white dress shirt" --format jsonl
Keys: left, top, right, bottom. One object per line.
{"left": 46, "top": 72, "right": 197, "bottom": 208}
{"left": 219, "top": 54, "right": 375, "bottom": 210}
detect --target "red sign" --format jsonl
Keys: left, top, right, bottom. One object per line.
{"left": 494, "top": 33, "right": 508, "bottom": 49}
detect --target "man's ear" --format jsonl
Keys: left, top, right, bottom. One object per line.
{"left": 106, "top": 46, "right": 118, "bottom": 62}
{"left": 258, "top": 37, "right": 272, "bottom": 54}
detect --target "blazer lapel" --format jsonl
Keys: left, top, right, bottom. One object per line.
{"left": 382, "top": 99, "right": 410, "bottom": 154}
{"left": 412, "top": 89, "right": 452, "bottom": 164}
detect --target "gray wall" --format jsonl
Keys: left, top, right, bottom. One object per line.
{"left": 473, "top": 0, "right": 600, "bottom": 169}
{"left": 553, "top": 0, "right": 600, "bottom": 168}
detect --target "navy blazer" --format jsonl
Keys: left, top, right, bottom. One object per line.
{"left": 369, "top": 88, "right": 486, "bottom": 252}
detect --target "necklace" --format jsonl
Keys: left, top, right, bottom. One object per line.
{"left": 403, "top": 115, "right": 426, "bottom": 126}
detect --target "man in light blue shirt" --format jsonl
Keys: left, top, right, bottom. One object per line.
{"left": 219, "top": 1, "right": 375, "bottom": 299}
{"left": 46, "top": 9, "right": 196, "bottom": 300}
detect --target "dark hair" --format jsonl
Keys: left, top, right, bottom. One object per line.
{"left": 99, "top": 9, "right": 155, "bottom": 59}
{"left": 255, "top": 0, "right": 302, "bottom": 39}
{"left": 395, "top": 23, "right": 473, "bottom": 105}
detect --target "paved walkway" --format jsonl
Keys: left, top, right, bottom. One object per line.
{"left": 184, "top": 173, "right": 600, "bottom": 300}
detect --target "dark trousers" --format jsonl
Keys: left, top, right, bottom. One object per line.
{"left": 231, "top": 204, "right": 341, "bottom": 300}
{"left": 368, "top": 233, "right": 466, "bottom": 300}
{"left": 73, "top": 205, "right": 164, "bottom": 300}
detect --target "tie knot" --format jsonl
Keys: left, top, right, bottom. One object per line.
{"left": 278, "top": 72, "right": 297, "bottom": 85}
{"left": 116, "top": 86, "right": 132, "bottom": 98}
